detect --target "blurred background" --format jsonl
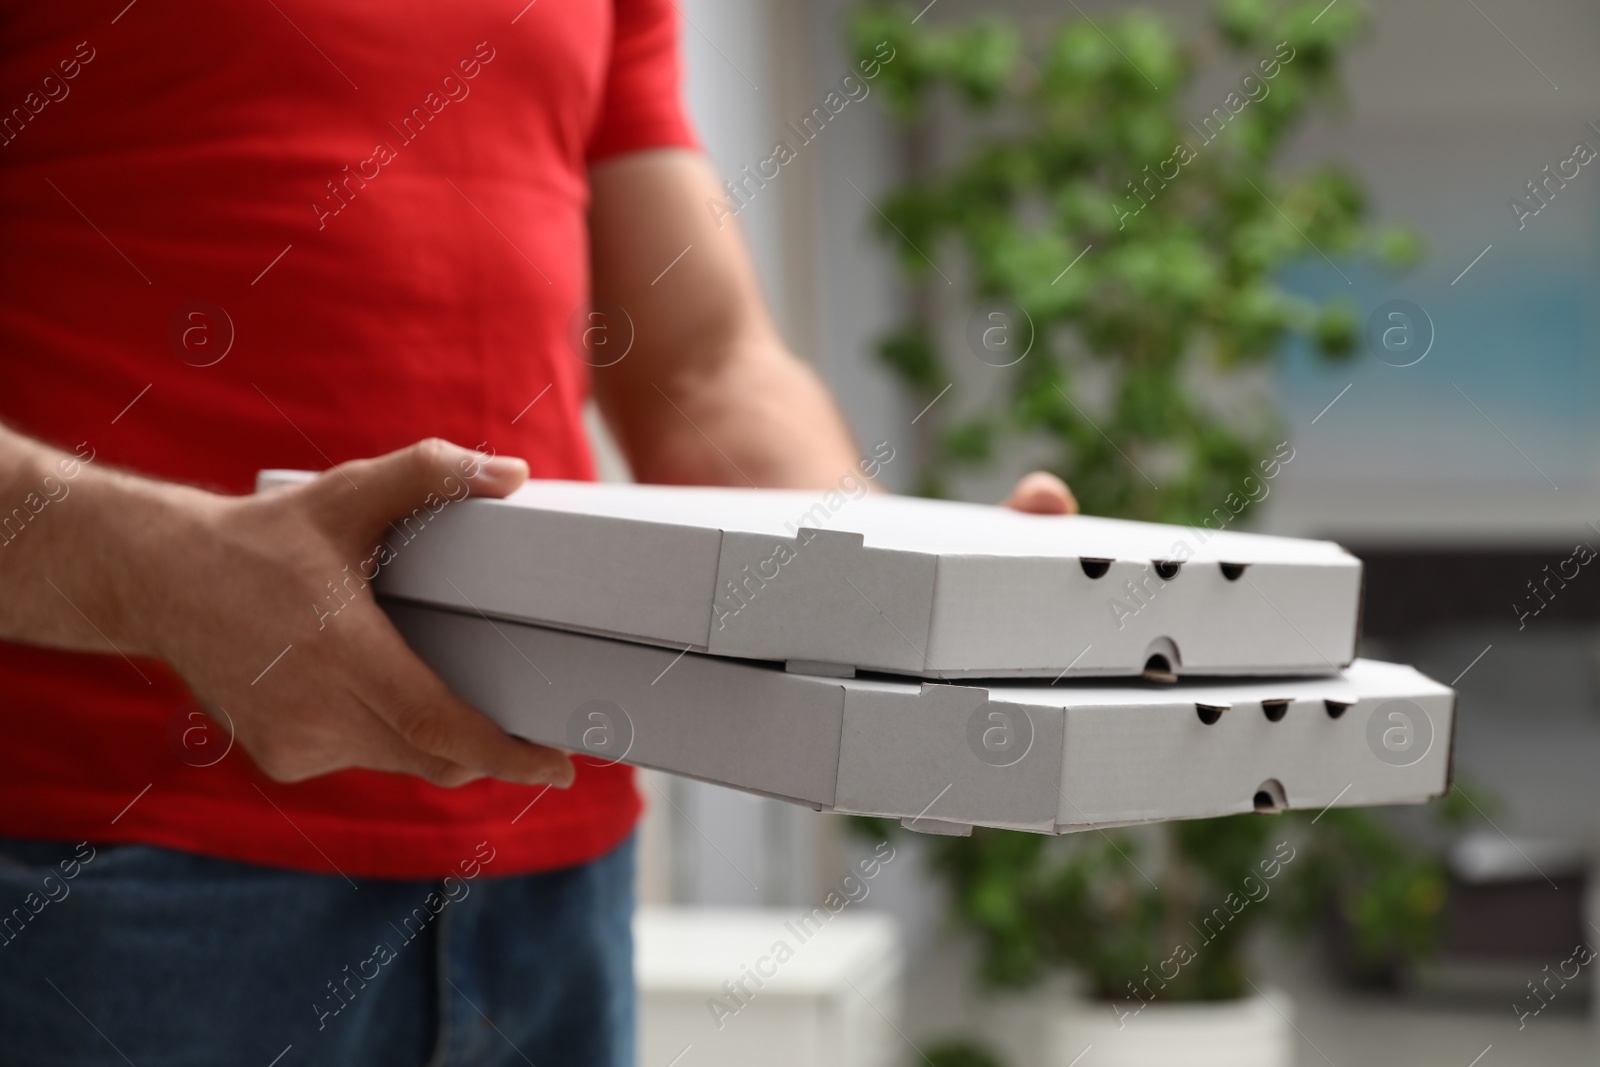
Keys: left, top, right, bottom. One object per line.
{"left": 601, "top": 1, "right": 1600, "bottom": 1063}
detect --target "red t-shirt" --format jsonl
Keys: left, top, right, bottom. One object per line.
{"left": 0, "top": 0, "right": 695, "bottom": 878}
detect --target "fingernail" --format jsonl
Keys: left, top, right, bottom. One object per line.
{"left": 521, "top": 756, "right": 574, "bottom": 789}
{"left": 479, "top": 456, "right": 527, "bottom": 481}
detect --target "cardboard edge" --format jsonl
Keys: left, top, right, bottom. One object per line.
{"left": 919, "top": 552, "right": 941, "bottom": 675}
{"left": 1347, "top": 546, "right": 1367, "bottom": 668}
{"left": 382, "top": 594, "right": 715, "bottom": 657}
{"left": 1051, "top": 697, "right": 1257, "bottom": 831}
{"left": 708, "top": 528, "right": 932, "bottom": 673}
{"left": 696, "top": 524, "right": 730, "bottom": 648}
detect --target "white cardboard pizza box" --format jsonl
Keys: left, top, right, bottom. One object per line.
{"left": 384, "top": 601, "right": 1453, "bottom": 836}
{"left": 259, "top": 472, "right": 1361, "bottom": 680}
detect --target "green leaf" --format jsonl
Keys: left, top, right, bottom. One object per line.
{"left": 1215, "top": 0, "right": 1272, "bottom": 47}
{"left": 1372, "top": 224, "right": 1424, "bottom": 268}
{"left": 876, "top": 328, "right": 945, "bottom": 393}
{"left": 1313, "top": 298, "right": 1360, "bottom": 357}
{"left": 943, "top": 418, "right": 996, "bottom": 465}
{"left": 945, "top": 21, "right": 1021, "bottom": 106}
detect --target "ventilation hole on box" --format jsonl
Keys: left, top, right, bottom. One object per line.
{"left": 1080, "top": 558, "right": 1112, "bottom": 579}
{"left": 1141, "top": 637, "right": 1181, "bottom": 682}
{"left": 1220, "top": 562, "right": 1248, "bottom": 581}
{"left": 1196, "top": 703, "right": 1226, "bottom": 725}
{"left": 1153, "top": 560, "right": 1182, "bottom": 580}
{"left": 1325, "top": 700, "right": 1352, "bottom": 719}
{"left": 1143, "top": 654, "right": 1176, "bottom": 683}
{"left": 1262, "top": 699, "right": 1289, "bottom": 722}
{"left": 1254, "top": 778, "right": 1288, "bottom": 813}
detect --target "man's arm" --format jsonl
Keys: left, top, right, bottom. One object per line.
{"left": 587, "top": 149, "right": 1077, "bottom": 514}
{"left": 0, "top": 426, "right": 574, "bottom": 788}
{"left": 587, "top": 150, "right": 863, "bottom": 490}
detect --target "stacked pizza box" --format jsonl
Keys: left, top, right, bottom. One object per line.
{"left": 260, "top": 473, "right": 1454, "bottom": 835}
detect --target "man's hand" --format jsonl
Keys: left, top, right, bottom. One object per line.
{"left": 0, "top": 428, "right": 574, "bottom": 790}
{"left": 1003, "top": 470, "right": 1078, "bottom": 515}
{"left": 163, "top": 448, "right": 1065, "bottom": 786}
{"left": 156, "top": 447, "right": 1065, "bottom": 788}
{"left": 156, "top": 439, "right": 577, "bottom": 788}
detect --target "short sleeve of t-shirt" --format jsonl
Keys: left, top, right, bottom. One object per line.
{"left": 587, "top": 0, "right": 699, "bottom": 161}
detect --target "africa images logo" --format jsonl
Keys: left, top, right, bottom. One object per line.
{"left": 965, "top": 300, "right": 1034, "bottom": 368}
{"left": 167, "top": 300, "right": 234, "bottom": 368}
{"left": 166, "top": 701, "right": 236, "bottom": 768}
{"left": 1365, "top": 299, "right": 1433, "bottom": 368}
{"left": 565, "top": 700, "right": 635, "bottom": 768}
{"left": 566, "top": 301, "right": 634, "bottom": 368}
{"left": 966, "top": 702, "right": 1034, "bottom": 768}
{"left": 1364, "top": 699, "right": 1434, "bottom": 768}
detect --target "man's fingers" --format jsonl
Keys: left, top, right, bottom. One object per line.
{"left": 362, "top": 716, "right": 489, "bottom": 789}
{"left": 307, "top": 437, "right": 529, "bottom": 542}
{"left": 1004, "top": 470, "right": 1078, "bottom": 515}
{"left": 239, "top": 672, "right": 488, "bottom": 787}
{"left": 357, "top": 627, "right": 575, "bottom": 787}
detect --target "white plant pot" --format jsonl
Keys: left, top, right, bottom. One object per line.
{"left": 1041, "top": 987, "right": 1294, "bottom": 1067}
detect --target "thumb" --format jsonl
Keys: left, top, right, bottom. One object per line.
{"left": 312, "top": 438, "right": 529, "bottom": 540}
{"left": 1004, "top": 470, "right": 1078, "bottom": 515}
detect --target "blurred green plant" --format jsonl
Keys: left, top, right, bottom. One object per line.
{"left": 846, "top": 0, "right": 1464, "bottom": 1013}
{"left": 849, "top": 0, "right": 1419, "bottom": 512}
{"left": 855, "top": 783, "right": 1486, "bottom": 1007}
{"left": 933, "top": 802, "right": 1474, "bottom": 1002}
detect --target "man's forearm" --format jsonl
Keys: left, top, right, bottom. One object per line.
{"left": 0, "top": 423, "right": 199, "bottom": 658}
{"left": 586, "top": 151, "right": 865, "bottom": 493}
{"left": 0, "top": 426, "right": 581, "bottom": 786}
{"left": 607, "top": 340, "right": 863, "bottom": 491}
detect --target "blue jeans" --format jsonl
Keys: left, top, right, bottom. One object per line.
{"left": 0, "top": 835, "right": 635, "bottom": 1067}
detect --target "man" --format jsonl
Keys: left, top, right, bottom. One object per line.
{"left": 0, "top": 2, "right": 1073, "bottom": 1064}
